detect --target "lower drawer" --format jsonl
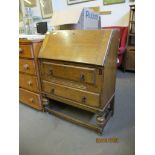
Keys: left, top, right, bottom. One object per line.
{"left": 42, "top": 81, "right": 100, "bottom": 107}
{"left": 19, "top": 88, "right": 42, "bottom": 108}
{"left": 19, "top": 73, "right": 39, "bottom": 93}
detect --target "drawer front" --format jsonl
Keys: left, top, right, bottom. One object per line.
{"left": 19, "top": 44, "right": 34, "bottom": 58}
{"left": 19, "top": 88, "right": 41, "bottom": 107}
{"left": 19, "top": 73, "right": 39, "bottom": 92}
{"left": 41, "top": 62, "right": 96, "bottom": 85}
{"left": 42, "top": 81, "right": 100, "bottom": 107}
{"left": 19, "top": 59, "right": 36, "bottom": 75}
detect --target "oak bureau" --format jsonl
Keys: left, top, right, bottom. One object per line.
{"left": 38, "top": 30, "right": 120, "bottom": 134}
{"left": 19, "top": 39, "right": 43, "bottom": 110}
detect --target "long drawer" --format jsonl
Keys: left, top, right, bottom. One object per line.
{"left": 19, "top": 44, "right": 34, "bottom": 58}
{"left": 42, "top": 80, "right": 100, "bottom": 107}
{"left": 41, "top": 62, "right": 96, "bottom": 85}
{"left": 19, "top": 88, "right": 41, "bottom": 107}
{"left": 19, "top": 59, "right": 36, "bottom": 75}
{"left": 19, "top": 73, "right": 39, "bottom": 93}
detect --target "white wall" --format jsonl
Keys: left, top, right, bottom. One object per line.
{"left": 101, "top": 2, "right": 131, "bottom": 27}
{"left": 22, "top": 0, "right": 135, "bottom": 28}
{"left": 51, "top": 0, "right": 132, "bottom": 27}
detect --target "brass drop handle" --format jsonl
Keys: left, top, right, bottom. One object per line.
{"left": 24, "top": 64, "right": 29, "bottom": 70}
{"left": 50, "top": 88, "right": 55, "bottom": 94}
{"left": 27, "top": 80, "right": 32, "bottom": 86}
{"left": 29, "top": 98, "right": 34, "bottom": 103}
{"left": 80, "top": 74, "right": 85, "bottom": 82}
{"left": 19, "top": 48, "right": 23, "bottom": 53}
{"left": 48, "top": 69, "right": 53, "bottom": 76}
{"left": 81, "top": 96, "right": 86, "bottom": 103}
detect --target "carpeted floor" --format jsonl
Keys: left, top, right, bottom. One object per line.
{"left": 19, "top": 70, "right": 135, "bottom": 155}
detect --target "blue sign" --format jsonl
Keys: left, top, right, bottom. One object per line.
{"left": 85, "top": 11, "right": 98, "bottom": 20}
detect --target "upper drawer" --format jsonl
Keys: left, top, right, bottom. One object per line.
{"left": 19, "top": 73, "right": 39, "bottom": 93}
{"left": 19, "top": 45, "right": 34, "bottom": 58}
{"left": 19, "top": 59, "right": 36, "bottom": 75}
{"left": 41, "top": 62, "right": 96, "bottom": 85}
{"left": 42, "top": 81, "right": 100, "bottom": 108}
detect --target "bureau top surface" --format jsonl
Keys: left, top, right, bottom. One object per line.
{"left": 39, "top": 29, "right": 116, "bottom": 66}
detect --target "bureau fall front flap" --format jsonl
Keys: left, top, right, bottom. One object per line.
{"left": 39, "top": 30, "right": 118, "bottom": 66}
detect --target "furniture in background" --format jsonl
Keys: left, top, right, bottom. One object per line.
{"left": 123, "top": 5, "right": 135, "bottom": 71}
{"left": 103, "top": 26, "right": 128, "bottom": 68}
{"left": 19, "top": 39, "right": 43, "bottom": 110}
{"left": 38, "top": 30, "right": 120, "bottom": 134}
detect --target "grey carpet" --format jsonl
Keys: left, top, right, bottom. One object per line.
{"left": 19, "top": 70, "right": 135, "bottom": 155}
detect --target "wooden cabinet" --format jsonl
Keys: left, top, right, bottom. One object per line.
{"left": 123, "top": 5, "right": 135, "bottom": 71}
{"left": 124, "top": 46, "right": 135, "bottom": 70}
{"left": 19, "top": 39, "right": 43, "bottom": 110}
{"left": 39, "top": 30, "right": 120, "bottom": 134}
